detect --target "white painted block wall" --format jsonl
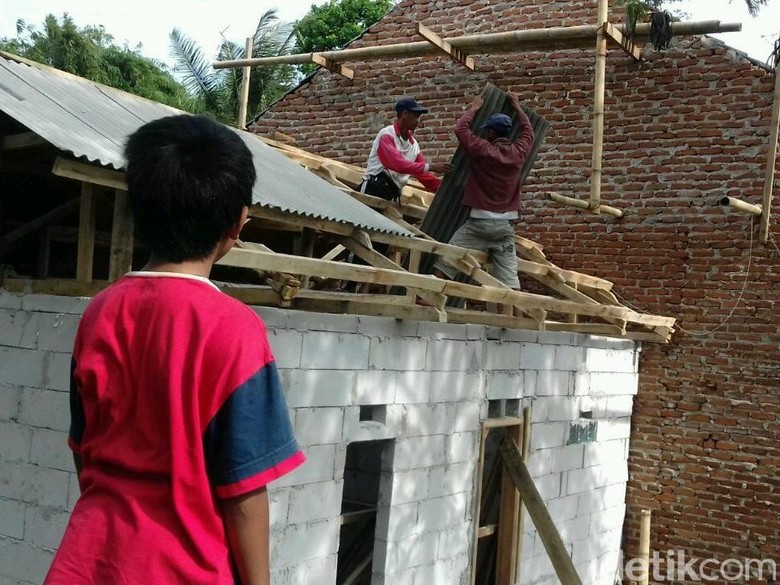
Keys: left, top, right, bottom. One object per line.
{"left": 0, "top": 290, "right": 640, "bottom": 585}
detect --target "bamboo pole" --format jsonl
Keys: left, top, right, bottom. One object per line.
{"left": 237, "top": 37, "right": 254, "bottom": 129}
{"left": 760, "top": 63, "right": 780, "bottom": 241}
{"left": 547, "top": 191, "right": 624, "bottom": 218}
{"left": 639, "top": 509, "right": 652, "bottom": 585}
{"left": 212, "top": 21, "right": 741, "bottom": 69}
{"left": 590, "top": 0, "right": 609, "bottom": 211}
{"left": 720, "top": 196, "right": 763, "bottom": 216}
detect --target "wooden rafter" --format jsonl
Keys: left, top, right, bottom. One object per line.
{"left": 311, "top": 53, "right": 355, "bottom": 79}
{"left": 603, "top": 22, "right": 642, "bottom": 61}
{"left": 417, "top": 23, "right": 475, "bottom": 70}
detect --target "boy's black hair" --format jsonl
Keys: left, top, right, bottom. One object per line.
{"left": 124, "top": 115, "right": 256, "bottom": 263}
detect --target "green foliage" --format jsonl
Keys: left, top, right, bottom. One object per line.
{"left": 0, "top": 14, "right": 191, "bottom": 110}
{"left": 170, "top": 9, "right": 296, "bottom": 125}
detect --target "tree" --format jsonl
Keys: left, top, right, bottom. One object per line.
{"left": 170, "top": 9, "right": 296, "bottom": 125}
{"left": 0, "top": 14, "right": 191, "bottom": 110}
{"left": 294, "top": 0, "right": 393, "bottom": 53}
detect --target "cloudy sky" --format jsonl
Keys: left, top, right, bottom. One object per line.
{"left": 0, "top": 0, "right": 778, "bottom": 67}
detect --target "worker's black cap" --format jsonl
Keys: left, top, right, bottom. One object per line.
{"left": 395, "top": 97, "right": 428, "bottom": 115}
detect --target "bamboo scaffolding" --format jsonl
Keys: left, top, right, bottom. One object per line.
{"left": 720, "top": 196, "right": 763, "bottom": 216}
{"left": 639, "top": 510, "right": 652, "bottom": 585}
{"left": 760, "top": 64, "right": 780, "bottom": 241}
{"left": 237, "top": 37, "right": 254, "bottom": 129}
{"left": 590, "top": 0, "right": 609, "bottom": 211}
{"left": 212, "top": 21, "right": 740, "bottom": 69}
{"left": 547, "top": 191, "right": 624, "bottom": 218}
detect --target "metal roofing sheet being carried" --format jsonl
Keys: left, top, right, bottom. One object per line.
{"left": 0, "top": 52, "right": 409, "bottom": 236}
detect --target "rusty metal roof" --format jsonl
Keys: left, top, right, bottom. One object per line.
{"left": 0, "top": 52, "right": 410, "bottom": 236}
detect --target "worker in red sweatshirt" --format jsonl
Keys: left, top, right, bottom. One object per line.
{"left": 360, "top": 97, "right": 449, "bottom": 201}
{"left": 434, "top": 92, "right": 535, "bottom": 289}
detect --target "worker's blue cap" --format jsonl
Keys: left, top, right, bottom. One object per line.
{"left": 483, "top": 113, "right": 513, "bottom": 137}
{"left": 395, "top": 97, "right": 428, "bottom": 115}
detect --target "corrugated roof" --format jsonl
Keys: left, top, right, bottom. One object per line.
{"left": 0, "top": 52, "right": 410, "bottom": 236}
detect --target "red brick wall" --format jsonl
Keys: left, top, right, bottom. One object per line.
{"left": 252, "top": 0, "right": 780, "bottom": 578}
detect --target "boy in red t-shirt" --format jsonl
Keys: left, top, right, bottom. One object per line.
{"left": 45, "top": 115, "right": 304, "bottom": 585}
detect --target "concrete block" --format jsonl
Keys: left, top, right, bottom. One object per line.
{"left": 29, "top": 428, "right": 71, "bottom": 471}
{"left": 287, "top": 310, "right": 359, "bottom": 333}
{"left": 413, "top": 556, "right": 467, "bottom": 584}
{"left": 270, "top": 518, "right": 339, "bottom": 566}
{"left": 274, "top": 555, "right": 338, "bottom": 585}
{"left": 387, "top": 469, "right": 429, "bottom": 506}
{"left": 519, "top": 552, "right": 555, "bottom": 584}
{"left": 35, "top": 314, "right": 79, "bottom": 353}
{"left": 530, "top": 422, "right": 567, "bottom": 451}
{"left": 0, "top": 292, "right": 22, "bottom": 310}
{"left": 558, "top": 515, "right": 591, "bottom": 544}
{"left": 22, "top": 294, "right": 90, "bottom": 315}
{"left": 286, "top": 480, "right": 343, "bottom": 524}
{"left": 391, "top": 531, "right": 439, "bottom": 571}
{"left": 382, "top": 501, "right": 419, "bottom": 541}
{"left": 402, "top": 403, "right": 450, "bottom": 437}
{"left": 590, "top": 503, "right": 627, "bottom": 536}
{"left": 578, "top": 395, "right": 609, "bottom": 419}
{"left": 566, "top": 461, "right": 628, "bottom": 496}
{"left": 0, "top": 423, "right": 31, "bottom": 463}
{"left": 428, "top": 461, "right": 476, "bottom": 499}
{"left": 0, "top": 349, "right": 45, "bottom": 389}
{"left": 252, "top": 306, "right": 289, "bottom": 329}
{"left": 23, "top": 505, "right": 70, "bottom": 549}
{"left": 606, "top": 394, "right": 635, "bottom": 417}
{"left": 571, "top": 537, "right": 603, "bottom": 565}
{"left": 596, "top": 418, "right": 632, "bottom": 441}
{"left": 0, "top": 536, "right": 55, "bottom": 584}
{"left": 554, "top": 345, "right": 585, "bottom": 371}
{"left": 549, "top": 444, "right": 585, "bottom": 473}
{"left": 535, "top": 371, "right": 572, "bottom": 396}
{"left": 533, "top": 472, "right": 562, "bottom": 501}
{"left": 417, "top": 492, "right": 468, "bottom": 532}
{"left": 395, "top": 371, "right": 432, "bottom": 404}
{"left": 394, "top": 435, "right": 446, "bottom": 470}
{"left": 546, "top": 494, "right": 579, "bottom": 524}
{"left": 42, "top": 352, "right": 70, "bottom": 392}
{"left": 354, "top": 370, "right": 396, "bottom": 405}
{"left": 368, "top": 337, "right": 427, "bottom": 371}
{"left": 285, "top": 370, "right": 354, "bottom": 407}
{"left": 577, "top": 483, "right": 627, "bottom": 517}
{"left": 357, "top": 315, "right": 419, "bottom": 337}
{"left": 302, "top": 331, "right": 370, "bottom": 370}
{"left": 271, "top": 444, "right": 336, "bottom": 488}
{"left": 498, "top": 328, "right": 538, "bottom": 343}
{"left": 0, "top": 462, "right": 70, "bottom": 508}
{"left": 0, "top": 310, "right": 38, "bottom": 350}
{"left": 267, "top": 330, "right": 303, "bottom": 369}
{"left": 485, "top": 371, "right": 523, "bottom": 400}
{"left": 573, "top": 370, "right": 590, "bottom": 396}
{"left": 428, "top": 372, "right": 482, "bottom": 402}
{"left": 483, "top": 341, "right": 521, "bottom": 370}
{"left": 519, "top": 343, "right": 556, "bottom": 370}
{"left": 589, "top": 372, "right": 639, "bottom": 396}
{"left": 425, "top": 340, "right": 481, "bottom": 372}
{"left": 436, "top": 527, "right": 470, "bottom": 559}
{"left": 450, "top": 401, "right": 481, "bottom": 433}
{"left": 417, "top": 321, "right": 471, "bottom": 340}
{"left": 526, "top": 448, "right": 552, "bottom": 477}
{"left": 0, "top": 499, "right": 25, "bottom": 539}
{"left": 445, "top": 432, "right": 478, "bottom": 465}
{"left": 584, "top": 439, "right": 628, "bottom": 468}
{"left": 67, "top": 472, "right": 80, "bottom": 512}
{"left": 542, "top": 396, "right": 581, "bottom": 422}
{"left": 585, "top": 347, "right": 637, "bottom": 374}
{"left": 17, "top": 388, "right": 69, "bottom": 432}
{"left": 292, "top": 408, "right": 344, "bottom": 446}
{"left": 268, "top": 487, "right": 290, "bottom": 528}
{"left": 0, "top": 385, "right": 20, "bottom": 423}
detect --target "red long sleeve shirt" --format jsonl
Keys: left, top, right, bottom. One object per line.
{"left": 455, "top": 105, "right": 535, "bottom": 213}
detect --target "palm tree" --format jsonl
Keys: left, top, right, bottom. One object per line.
{"left": 170, "top": 9, "right": 296, "bottom": 125}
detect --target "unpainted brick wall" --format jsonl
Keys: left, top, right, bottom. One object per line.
{"left": 250, "top": 0, "right": 780, "bottom": 578}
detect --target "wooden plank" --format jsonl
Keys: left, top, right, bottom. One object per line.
{"left": 292, "top": 295, "right": 447, "bottom": 323}
{"left": 52, "top": 157, "right": 127, "bottom": 191}
{"left": 499, "top": 437, "right": 585, "bottom": 585}
{"left": 603, "top": 22, "right": 642, "bottom": 60}
{"left": 417, "top": 22, "right": 475, "bottom": 70}
{"left": 516, "top": 406, "right": 533, "bottom": 580}
{"left": 477, "top": 525, "right": 498, "bottom": 538}
{"left": 237, "top": 36, "right": 254, "bottom": 129}
{"left": 544, "top": 322, "right": 626, "bottom": 336}
{"left": 311, "top": 53, "right": 355, "bottom": 79}
{"left": 109, "top": 189, "right": 134, "bottom": 281}
{"left": 2, "top": 132, "right": 47, "bottom": 150}
{"left": 497, "top": 423, "right": 522, "bottom": 584}
{"left": 2, "top": 278, "right": 107, "bottom": 297}
{"left": 761, "top": 66, "right": 780, "bottom": 242}
{"left": 76, "top": 183, "right": 97, "bottom": 282}
{"left": 471, "top": 424, "right": 490, "bottom": 585}
{"left": 0, "top": 197, "right": 80, "bottom": 256}
{"left": 343, "top": 187, "right": 428, "bottom": 221}
{"left": 322, "top": 244, "right": 346, "bottom": 262}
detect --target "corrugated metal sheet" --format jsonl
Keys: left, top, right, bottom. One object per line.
{"left": 0, "top": 53, "right": 409, "bottom": 236}
{"left": 419, "top": 82, "right": 550, "bottom": 276}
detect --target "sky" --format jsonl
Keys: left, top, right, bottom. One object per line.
{"left": 0, "top": 0, "right": 778, "bottom": 68}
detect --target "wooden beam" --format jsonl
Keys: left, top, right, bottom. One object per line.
{"left": 603, "top": 22, "right": 642, "bottom": 60}
{"left": 547, "top": 191, "right": 624, "bottom": 218}
{"left": 109, "top": 188, "right": 134, "bottom": 281}
{"left": 76, "top": 183, "right": 97, "bottom": 282}
{"left": 2, "top": 278, "right": 107, "bottom": 297}
{"left": 761, "top": 66, "right": 780, "bottom": 242}
{"left": 237, "top": 36, "right": 254, "bottom": 129}
{"left": 213, "top": 21, "right": 741, "bottom": 68}
{"left": 311, "top": 53, "right": 355, "bottom": 79}
{"left": 496, "top": 423, "right": 522, "bottom": 584}
{"left": 720, "top": 196, "right": 763, "bottom": 216}
{"left": 516, "top": 407, "right": 533, "bottom": 581}
{"left": 52, "top": 157, "right": 127, "bottom": 191}
{"left": 417, "top": 23, "right": 475, "bottom": 70}
{"left": 2, "top": 132, "right": 47, "bottom": 150}
{"left": 0, "top": 197, "right": 80, "bottom": 256}
{"left": 499, "top": 437, "right": 585, "bottom": 585}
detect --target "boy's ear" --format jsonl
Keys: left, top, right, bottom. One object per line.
{"left": 226, "top": 206, "right": 249, "bottom": 241}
